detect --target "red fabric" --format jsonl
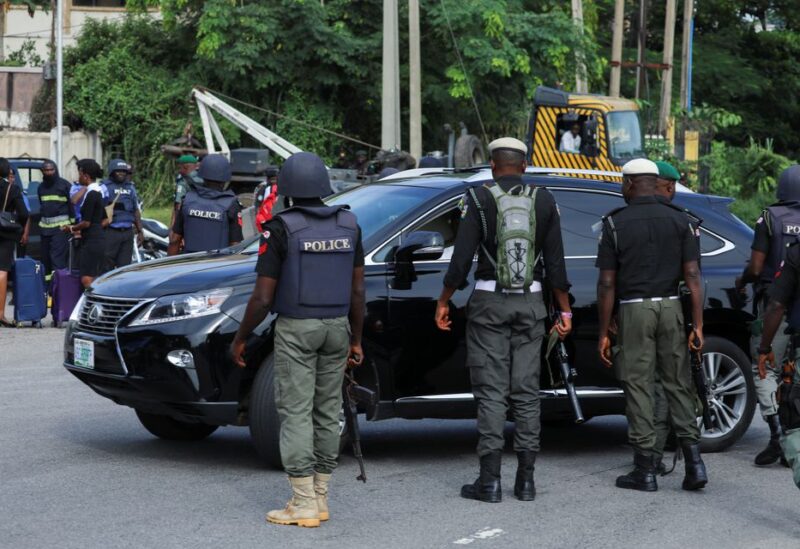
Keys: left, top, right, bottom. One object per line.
{"left": 256, "top": 185, "right": 279, "bottom": 256}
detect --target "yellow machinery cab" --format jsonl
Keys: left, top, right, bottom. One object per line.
{"left": 526, "top": 86, "right": 646, "bottom": 181}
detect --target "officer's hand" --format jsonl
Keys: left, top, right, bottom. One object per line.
{"left": 347, "top": 344, "right": 364, "bottom": 369}
{"left": 757, "top": 352, "right": 775, "bottom": 380}
{"left": 19, "top": 232, "right": 28, "bottom": 246}
{"left": 551, "top": 314, "right": 572, "bottom": 340}
{"left": 230, "top": 339, "right": 246, "bottom": 368}
{"left": 734, "top": 276, "right": 745, "bottom": 293}
{"left": 435, "top": 301, "right": 452, "bottom": 332}
{"left": 598, "top": 335, "right": 613, "bottom": 368}
{"left": 689, "top": 327, "right": 704, "bottom": 352}
{"left": 136, "top": 231, "right": 144, "bottom": 247}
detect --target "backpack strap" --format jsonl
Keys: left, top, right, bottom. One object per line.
{"left": 468, "top": 185, "right": 497, "bottom": 270}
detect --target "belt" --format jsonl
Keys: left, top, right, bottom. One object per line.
{"left": 108, "top": 226, "right": 133, "bottom": 231}
{"left": 619, "top": 295, "right": 680, "bottom": 304}
{"left": 475, "top": 279, "right": 543, "bottom": 294}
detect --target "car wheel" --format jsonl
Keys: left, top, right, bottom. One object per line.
{"left": 698, "top": 336, "right": 756, "bottom": 453}
{"left": 454, "top": 134, "right": 485, "bottom": 168}
{"left": 249, "top": 354, "right": 283, "bottom": 468}
{"left": 135, "top": 410, "right": 218, "bottom": 441}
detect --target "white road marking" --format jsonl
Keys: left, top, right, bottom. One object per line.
{"left": 453, "top": 527, "right": 505, "bottom": 545}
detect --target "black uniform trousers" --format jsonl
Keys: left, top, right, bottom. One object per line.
{"left": 105, "top": 227, "right": 134, "bottom": 272}
{"left": 41, "top": 231, "right": 70, "bottom": 280}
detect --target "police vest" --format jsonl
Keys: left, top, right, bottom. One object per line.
{"left": 181, "top": 187, "right": 238, "bottom": 253}
{"left": 37, "top": 178, "right": 72, "bottom": 234}
{"left": 103, "top": 180, "right": 137, "bottom": 227}
{"left": 762, "top": 202, "right": 800, "bottom": 283}
{"left": 272, "top": 206, "right": 357, "bottom": 319}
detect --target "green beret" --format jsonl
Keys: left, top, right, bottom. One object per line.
{"left": 655, "top": 160, "right": 680, "bottom": 181}
{"left": 177, "top": 154, "right": 199, "bottom": 164}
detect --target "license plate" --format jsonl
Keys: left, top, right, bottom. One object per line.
{"left": 74, "top": 338, "right": 95, "bottom": 369}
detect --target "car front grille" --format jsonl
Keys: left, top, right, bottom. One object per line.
{"left": 77, "top": 294, "right": 145, "bottom": 336}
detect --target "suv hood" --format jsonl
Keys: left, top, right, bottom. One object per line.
{"left": 91, "top": 251, "right": 258, "bottom": 299}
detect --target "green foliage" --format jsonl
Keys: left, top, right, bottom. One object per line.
{"left": 1, "top": 39, "right": 43, "bottom": 67}
{"left": 273, "top": 92, "right": 344, "bottom": 165}
{"left": 703, "top": 139, "right": 792, "bottom": 200}
{"left": 63, "top": 17, "right": 196, "bottom": 205}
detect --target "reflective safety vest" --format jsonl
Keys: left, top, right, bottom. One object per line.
{"left": 181, "top": 187, "right": 238, "bottom": 253}
{"left": 272, "top": 206, "right": 357, "bottom": 319}
{"left": 762, "top": 202, "right": 800, "bottom": 284}
{"left": 37, "top": 178, "right": 73, "bottom": 235}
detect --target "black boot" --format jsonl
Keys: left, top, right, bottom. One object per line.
{"left": 616, "top": 452, "right": 658, "bottom": 492}
{"left": 680, "top": 440, "right": 708, "bottom": 491}
{"left": 655, "top": 456, "right": 667, "bottom": 476}
{"left": 461, "top": 451, "right": 502, "bottom": 503}
{"left": 755, "top": 414, "right": 784, "bottom": 466}
{"left": 514, "top": 451, "right": 536, "bottom": 501}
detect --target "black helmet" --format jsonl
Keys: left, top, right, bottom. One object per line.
{"left": 198, "top": 154, "right": 232, "bottom": 183}
{"left": 777, "top": 165, "right": 800, "bottom": 202}
{"left": 107, "top": 158, "right": 128, "bottom": 174}
{"left": 278, "top": 152, "right": 332, "bottom": 198}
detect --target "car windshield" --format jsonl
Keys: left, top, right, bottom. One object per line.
{"left": 607, "top": 111, "right": 644, "bottom": 160}
{"left": 241, "top": 183, "right": 440, "bottom": 253}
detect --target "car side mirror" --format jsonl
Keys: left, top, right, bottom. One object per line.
{"left": 395, "top": 231, "right": 445, "bottom": 263}
{"left": 392, "top": 231, "right": 445, "bottom": 290}
{"left": 581, "top": 117, "right": 599, "bottom": 158}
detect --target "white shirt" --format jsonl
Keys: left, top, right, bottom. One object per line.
{"left": 559, "top": 131, "right": 581, "bottom": 153}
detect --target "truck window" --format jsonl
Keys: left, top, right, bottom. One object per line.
{"left": 606, "top": 111, "right": 645, "bottom": 160}
{"left": 556, "top": 114, "right": 585, "bottom": 154}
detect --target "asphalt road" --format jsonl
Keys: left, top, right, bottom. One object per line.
{"left": 1, "top": 324, "right": 799, "bottom": 549}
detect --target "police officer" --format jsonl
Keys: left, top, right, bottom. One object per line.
{"left": 168, "top": 154, "right": 243, "bottom": 256}
{"left": 102, "top": 159, "right": 143, "bottom": 271}
{"left": 172, "top": 155, "right": 202, "bottom": 228}
{"left": 435, "top": 137, "right": 571, "bottom": 503}
{"left": 736, "top": 164, "right": 800, "bottom": 466}
{"left": 37, "top": 160, "right": 73, "bottom": 281}
{"left": 755, "top": 241, "right": 800, "bottom": 490}
{"left": 230, "top": 152, "right": 365, "bottom": 527}
{"left": 650, "top": 160, "right": 704, "bottom": 472}
{"left": 597, "top": 158, "right": 707, "bottom": 492}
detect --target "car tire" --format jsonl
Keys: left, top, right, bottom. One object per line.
{"left": 454, "top": 134, "right": 485, "bottom": 168}
{"left": 249, "top": 354, "right": 283, "bottom": 469}
{"left": 698, "top": 336, "right": 756, "bottom": 453}
{"left": 135, "top": 410, "right": 218, "bottom": 441}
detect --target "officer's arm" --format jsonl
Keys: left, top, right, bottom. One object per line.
{"left": 683, "top": 259, "right": 704, "bottom": 349}
{"left": 597, "top": 270, "right": 616, "bottom": 340}
{"left": 167, "top": 229, "right": 182, "bottom": 256}
{"left": 738, "top": 217, "right": 770, "bottom": 288}
{"left": 231, "top": 276, "right": 278, "bottom": 367}
{"left": 739, "top": 250, "right": 767, "bottom": 287}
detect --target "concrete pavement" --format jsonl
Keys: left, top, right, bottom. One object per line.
{"left": 1, "top": 325, "right": 798, "bottom": 549}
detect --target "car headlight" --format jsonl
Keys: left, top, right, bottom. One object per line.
{"left": 130, "top": 288, "right": 233, "bottom": 326}
{"left": 69, "top": 294, "right": 86, "bottom": 322}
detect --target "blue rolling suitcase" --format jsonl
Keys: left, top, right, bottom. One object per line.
{"left": 12, "top": 257, "right": 47, "bottom": 328}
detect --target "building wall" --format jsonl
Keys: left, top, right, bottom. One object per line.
{"left": 0, "top": 67, "right": 44, "bottom": 130}
{"left": 1, "top": 129, "right": 103, "bottom": 181}
{"left": 4, "top": 4, "right": 159, "bottom": 63}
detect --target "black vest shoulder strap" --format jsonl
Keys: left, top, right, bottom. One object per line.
{"left": 601, "top": 206, "right": 627, "bottom": 251}
{"left": 660, "top": 201, "right": 703, "bottom": 227}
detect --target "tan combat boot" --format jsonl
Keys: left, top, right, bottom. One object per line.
{"left": 314, "top": 472, "right": 332, "bottom": 521}
{"left": 266, "top": 476, "right": 320, "bottom": 528}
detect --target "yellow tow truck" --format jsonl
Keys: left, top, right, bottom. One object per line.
{"left": 526, "top": 86, "right": 646, "bottom": 181}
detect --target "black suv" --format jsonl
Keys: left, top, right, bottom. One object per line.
{"left": 63, "top": 169, "right": 757, "bottom": 466}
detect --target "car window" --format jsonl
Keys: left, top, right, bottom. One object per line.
{"left": 326, "top": 184, "right": 439, "bottom": 246}
{"left": 550, "top": 189, "right": 625, "bottom": 257}
{"left": 699, "top": 229, "right": 726, "bottom": 255}
{"left": 373, "top": 204, "right": 461, "bottom": 263}
{"left": 15, "top": 167, "right": 43, "bottom": 196}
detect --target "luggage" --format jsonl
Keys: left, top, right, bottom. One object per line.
{"left": 51, "top": 240, "right": 82, "bottom": 327}
{"left": 12, "top": 256, "right": 47, "bottom": 328}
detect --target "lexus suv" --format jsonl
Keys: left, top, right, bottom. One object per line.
{"left": 63, "top": 167, "right": 757, "bottom": 467}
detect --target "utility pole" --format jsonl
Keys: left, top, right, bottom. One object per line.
{"left": 409, "top": 0, "right": 422, "bottom": 161}
{"left": 572, "top": 0, "right": 588, "bottom": 93}
{"left": 56, "top": 0, "right": 63, "bottom": 171}
{"left": 658, "top": 0, "right": 677, "bottom": 134}
{"left": 679, "top": 0, "right": 694, "bottom": 111}
{"left": 381, "top": 0, "right": 401, "bottom": 151}
{"left": 635, "top": 0, "right": 649, "bottom": 99}
{"left": 609, "top": 0, "right": 625, "bottom": 97}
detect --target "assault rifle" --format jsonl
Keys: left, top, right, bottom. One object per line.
{"left": 547, "top": 312, "right": 584, "bottom": 424}
{"left": 680, "top": 286, "right": 714, "bottom": 430}
{"left": 343, "top": 370, "right": 367, "bottom": 483}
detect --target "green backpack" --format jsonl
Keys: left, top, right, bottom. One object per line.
{"left": 469, "top": 183, "right": 539, "bottom": 290}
